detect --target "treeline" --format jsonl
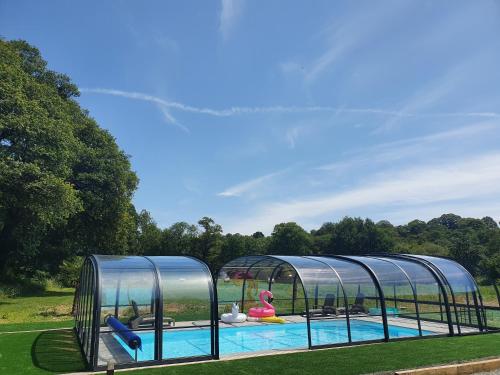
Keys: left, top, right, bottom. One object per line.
{"left": 0, "top": 39, "right": 499, "bottom": 290}
{"left": 137, "top": 213, "right": 500, "bottom": 282}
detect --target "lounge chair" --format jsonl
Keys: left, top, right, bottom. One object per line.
{"left": 304, "top": 293, "right": 337, "bottom": 317}
{"left": 128, "top": 300, "right": 175, "bottom": 329}
{"left": 348, "top": 292, "right": 368, "bottom": 314}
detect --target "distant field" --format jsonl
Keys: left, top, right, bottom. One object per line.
{"left": 0, "top": 282, "right": 496, "bottom": 330}
{"left": 480, "top": 285, "right": 500, "bottom": 306}
{"left": 0, "top": 285, "right": 75, "bottom": 327}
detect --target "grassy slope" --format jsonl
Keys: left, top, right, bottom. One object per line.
{"left": 0, "top": 286, "right": 74, "bottom": 330}
{"left": 0, "top": 330, "right": 499, "bottom": 375}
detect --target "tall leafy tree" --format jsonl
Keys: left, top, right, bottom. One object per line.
{"left": 0, "top": 39, "right": 138, "bottom": 277}
{"left": 327, "top": 217, "right": 393, "bottom": 255}
{"left": 161, "top": 222, "right": 199, "bottom": 256}
{"left": 268, "top": 222, "right": 313, "bottom": 255}
{"left": 136, "top": 210, "right": 162, "bottom": 255}
{"left": 197, "top": 217, "right": 223, "bottom": 269}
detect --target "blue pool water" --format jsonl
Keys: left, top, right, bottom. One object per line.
{"left": 114, "top": 320, "right": 434, "bottom": 361}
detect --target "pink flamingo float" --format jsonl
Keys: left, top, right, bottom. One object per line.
{"left": 248, "top": 290, "right": 275, "bottom": 318}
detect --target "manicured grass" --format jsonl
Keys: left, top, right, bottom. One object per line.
{"left": 0, "top": 320, "right": 74, "bottom": 332}
{"left": 2, "top": 330, "right": 499, "bottom": 375}
{"left": 0, "top": 286, "right": 74, "bottom": 326}
{"left": 0, "top": 329, "right": 86, "bottom": 374}
{"left": 130, "top": 333, "right": 500, "bottom": 375}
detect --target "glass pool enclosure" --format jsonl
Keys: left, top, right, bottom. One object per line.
{"left": 74, "top": 254, "right": 498, "bottom": 370}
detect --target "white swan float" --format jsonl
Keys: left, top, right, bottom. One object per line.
{"left": 221, "top": 303, "right": 247, "bottom": 323}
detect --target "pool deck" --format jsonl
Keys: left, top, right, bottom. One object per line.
{"left": 219, "top": 314, "right": 477, "bottom": 335}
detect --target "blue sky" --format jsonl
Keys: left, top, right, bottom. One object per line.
{"left": 2, "top": 0, "right": 500, "bottom": 234}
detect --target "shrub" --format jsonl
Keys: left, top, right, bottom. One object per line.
{"left": 0, "top": 274, "right": 47, "bottom": 298}
{"left": 57, "top": 256, "right": 84, "bottom": 288}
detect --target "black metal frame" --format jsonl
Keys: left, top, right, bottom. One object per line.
{"left": 305, "top": 256, "right": 353, "bottom": 343}
{"left": 328, "top": 255, "right": 390, "bottom": 341}
{"left": 74, "top": 255, "right": 218, "bottom": 371}
{"left": 369, "top": 256, "right": 423, "bottom": 336}
{"left": 386, "top": 254, "right": 455, "bottom": 335}
{"left": 74, "top": 253, "right": 492, "bottom": 372}
{"left": 233, "top": 255, "right": 313, "bottom": 348}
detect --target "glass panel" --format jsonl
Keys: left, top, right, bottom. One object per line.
{"left": 243, "top": 258, "right": 283, "bottom": 313}
{"left": 217, "top": 256, "right": 266, "bottom": 317}
{"left": 270, "top": 263, "right": 302, "bottom": 315}
{"left": 96, "top": 256, "right": 158, "bottom": 367}
{"left": 316, "top": 257, "right": 386, "bottom": 342}
{"left": 348, "top": 256, "right": 420, "bottom": 338}
{"left": 410, "top": 255, "right": 484, "bottom": 332}
{"left": 159, "top": 267, "right": 212, "bottom": 359}
{"left": 276, "top": 256, "right": 349, "bottom": 347}
{"left": 381, "top": 257, "right": 450, "bottom": 336}
{"left": 217, "top": 256, "right": 311, "bottom": 355}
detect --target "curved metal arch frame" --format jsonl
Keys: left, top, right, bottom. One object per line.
{"left": 326, "top": 255, "right": 390, "bottom": 341}
{"left": 387, "top": 254, "right": 455, "bottom": 335}
{"left": 435, "top": 256, "right": 487, "bottom": 331}
{"left": 74, "top": 258, "right": 87, "bottom": 338}
{"left": 82, "top": 255, "right": 218, "bottom": 370}
{"left": 409, "top": 255, "right": 486, "bottom": 332}
{"left": 405, "top": 255, "right": 463, "bottom": 334}
{"left": 73, "top": 256, "right": 100, "bottom": 370}
{"left": 89, "top": 255, "right": 104, "bottom": 370}
{"left": 369, "top": 256, "right": 423, "bottom": 336}
{"left": 224, "top": 255, "right": 314, "bottom": 348}
{"left": 76, "top": 253, "right": 491, "bottom": 370}
{"left": 305, "top": 256, "right": 353, "bottom": 344}
{"left": 89, "top": 256, "right": 100, "bottom": 369}
{"left": 74, "top": 256, "right": 98, "bottom": 369}
{"left": 143, "top": 257, "right": 163, "bottom": 361}
{"left": 184, "top": 255, "right": 219, "bottom": 359}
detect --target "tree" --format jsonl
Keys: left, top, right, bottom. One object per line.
{"left": 328, "top": 217, "right": 393, "bottom": 255}
{"left": 407, "top": 220, "right": 427, "bottom": 235}
{"left": 197, "top": 217, "right": 223, "bottom": 269}
{"left": 161, "top": 222, "right": 198, "bottom": 256}
{"left": 481, "top": 216, "right": 498, "bottom": 230}
{"left": 449, "top": 234, "right": 482, "bottom": 275}
{"left": 136, "top": 210, "right": 162, "bottom": 255}
{"left": 479, "top": 231, "right": 500, "bottom": 282}
{"left": 428, "top": 214, "right": 462, "bottom": 230}
{"left": 252, "top": 231, "right": 265, "bottom": 239}
{"left": 268, "top": 222, "right": 312, "bottom": 255}
{"left": 220, "top": 233, "right": 247, "bottom": 265}
{"left": 0, "top": 39, "right": 138, "bottom": 278}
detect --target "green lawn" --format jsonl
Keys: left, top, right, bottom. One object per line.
{"left": 0, "top": 283, "right": 499, "bottom": 374}
{"left": 0, "top": 327, "right": 499, "bottom": 375}
{"left": 0, "top": 286, "right": 75, "bottom": 327}
{"left": 0, "top": 329, "right": 86, "bottom": 374}
{"left": 130, "top": 334, "right": 500, "bottom": 375}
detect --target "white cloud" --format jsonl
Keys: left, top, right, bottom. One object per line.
{"left": 317, "top": 122, "right": 499, "bottom": 172}
{"left": 81, "top": 88, "right": 500, "bottom": 120}
{"left": 157, "top": 104, "right": 190, "bottom": 133}
{"left": 303, "top": 5, "right": 409, "bottom": 83}
{"left": 218, "top": 169, "right": 286, "bottom": 197}
{"left": 226, "top": 152, "right": 500, "bottom": 233}
{"left": 219, "top": 0, "right": 244, "bottom": 41}
{"left": 377, "top": 58, "right": 480, "bottom": 132}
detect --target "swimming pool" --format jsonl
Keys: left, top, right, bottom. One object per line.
{"left": 114, "top": 320, "right": 434, "bottom": 361}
